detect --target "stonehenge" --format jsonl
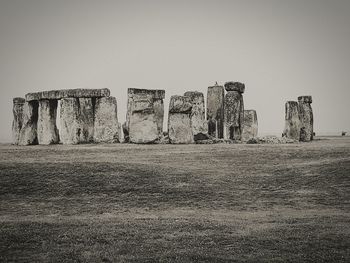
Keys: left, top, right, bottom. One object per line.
{"left": 125, "top": 88, "right": 165, "bottom": 143}
{"left": 223, "top": 82, "right": 245, "bottom": 140}
{"left": 242, "top": 110, "right": 258, "bottom": 141}
{"left": 282, "top": 96, "right": 313, "bottom": 142}
{"left": 207, "top": 83, "right": 224, "bottom": 138}
{"left": 12, "top": 83, "right": 318, "bottom": 145}
{"left": 13, "top": 88, "right": 119, "bottom": 145}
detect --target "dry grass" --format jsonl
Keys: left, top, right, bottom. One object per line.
{"left": 0, "top": 137, "right": 349, "bottom": 262}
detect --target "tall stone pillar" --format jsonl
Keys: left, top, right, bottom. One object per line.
{"left": 207, "top": 84, "right": 224, "bottom": 138}
{"left": 242, "top": 110, "right": 258, "bottom": 141}
{"left": 224, "top": 81, "right": 245, "bottom": 140}
{"left": 283, "top": 101, "right": 300, "bottom": 141}
{"left": 18, "top": 101, "right": 39, "bottom": 145}
{"left": 168, "top": 95, "right": 193, "bottom": 144}
{"left": 184, "top": 91, "right": 207, "bottom": 139}
{"left": 94, "top": 96, "right": 119, "bottom": 143}
{"left": 78, "top": 98, "right": 94, "bottom": 143}
{"left": 60, "top": 98, "right": 94, "bottom": 144}
{"left": 12, "top": 98, "right": 25, "bottom": 145}
{"left": 298, "top": 96, "right": 313, "bottom": 141}
{"left": 37, "top": 100, "right": 60, "bottom": 145}
{"left": 126, "top": 88, "right": 165, "bottom": 143}
{"left": 60, "top": 98, "right": 80, "bottom": 144}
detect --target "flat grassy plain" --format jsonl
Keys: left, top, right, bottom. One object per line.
{"left": 0, "top": 137, "right": 349, "bottom": 262}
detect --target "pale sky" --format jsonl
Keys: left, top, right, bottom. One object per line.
{"left": 0, "top": 0, "right": 349, "bottom": 142}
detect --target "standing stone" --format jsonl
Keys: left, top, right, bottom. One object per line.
{"left": 60, "top": 98, "right": 80, "bottom": 144}
{"left": 94, "top": 96, "right": 119, "bottom": 143}
{"left": 18, "top": 101, "right": 39, "bottom": 145}
{"left": 207, "top": 84, "right": 224, "bottom": 138}
{"left": 283, "top": 101, "right": 300, "bottom": 141}
{"left": 224, "top": 81, "right": 245, "bottom": 140}
{"left": 78, "top": 98, "right": 94, "bottom": 143}
{"left": 298, "top": 96, "right": 313, "bottom": 141}
{"left": 168, "top": 95, "right": 193, "bottom": 144}
{"left": 242, "top": 110, "right": 258, "bottom": 141}
{"left": 60, "top": 98, "right": 94, "bottom": 144}
{"left": 126, "top": 88, "right": 165, "bottom": 143}
{"left": 37, "top": 100, "right": 60, "bottom": 145}
{"left": 184, "top": 91, "right": 207, "bottom": 139}
{"left": 12, "top": 98, "right": 25, "bottom": 145}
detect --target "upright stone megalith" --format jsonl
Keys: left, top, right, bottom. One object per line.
{"left": 18, "top": 101, "right": 39, "bottom": 145}
{"left": 207, "top": 84, "right": 224, "bottom": 138}
{"left": 242, "top": 110, "right": 258, "bottom": 141}
{"left": 94, "top": 96, "right": 119, "bottom": 143}
{"left": 12, "top": 98, "right": 25, "bottom": 145}
{"left": 298, "top": 96, "right": 313, "bottom": 141}
{"left": 78, "top": 98, "right": 94, "bottom": 143}
{"left": 224, "top": 81, "right": 245, "bottom": 140}
{"left": 283, "top": 101, "right": 300, "bottom": 141}
{"left": 184, "top": 91, "right": 207, "bottom": 139}
{"left": 168, "top": 95, "right": 193, "bottom": 144}
{"left": 60, "top": 98, "right": 94, "bottom": 144}
{"left": 37, "top": 100, "right": 60, "bottom": 145}
{"left": 126, "top": 88, "right": 165, "bottom": 143}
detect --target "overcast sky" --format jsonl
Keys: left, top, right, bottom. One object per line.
{"left": 0, "top": 0, "right": 349, "bottom": 142}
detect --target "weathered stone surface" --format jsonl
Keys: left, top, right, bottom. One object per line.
{"left": 60, "top": 98, "right": 94, "bottom": 144}
{"left": 122, "top": 122, "right": 129, "bottom": 142}
{"left": 12, "top": 98, "right": 25, "bottom": 145}
{"left": 77, "top": 98, "right": 94, "bottom": 143}
{"left": 168, "top": 95, "right": 193, "bottom": 144}
{"left": 126, "top": 88, "right": 165, "bottom": 143}
{"left": 184, "top": 91, "right": 207, "bottom": 137}
{"left": 25, "top": 88, "right": 110, "bottom": 101}
{"left": 60, "top": 98, "right": 80, "bottom": 144}
{"left": 242, "top": 110, "right": 258, "bottom": 140}
{"left": 223, "top": 83, "right": 244, "bottom": 140}
{"left": 94, "top": 96, "right": 119, "bottom": 143}
{"left": 207, "top": 84, "right": 224, "bottom": 138}
{"left": 18, "top": 101, "right": 39, "bottom": 145}
{"left": 283, "top": 101, "right": 300, "bottom": 141}
{"left": 37, "top": 100, "right": 60, "bottom": 145}
{"left": 224, "top": 81, "right": 245, "bottom": 93}
{"left": 298, "top": 96, "right": 313, "bottom": 142}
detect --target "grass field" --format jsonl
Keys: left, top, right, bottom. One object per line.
{"left": 0, "top": 137, "right": 349, "bottom": 262}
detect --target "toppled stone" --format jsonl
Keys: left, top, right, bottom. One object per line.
{"left": 18, "top": 101, "right": 39, "bottom": 145}
{"left": 12, "top": 98, "right": 25, "bottom": 145}
{"left": 37, "top": 100, "right": 60, "bottom": 145}
{"left": 283, "top": 101, "right": 300, "bottom": 141}
{"left": 25, "top": 88, "right": 110, "bottom": 101}
{"left": 207, "top": 84, "right": 224, "bottom": 138}
{"left": 298, "top": 96, "right": 313, "bottom": 142}
{"left": 94, "top": 97, "right": 119, "bottom": 143}
{"left": 126, "top": 88, "right": 165, "bottom": 143}
{"left": 224, "top": 81, "right": 245, "bottom": 140}
{"left": 60, "top": 98, "right": 94, "bottom": 144}
{"left": 184, "top": 91, "right": 207, "bottom": 138}
{"left": 246, "top": 136, "right": 297, "bottom": 144}
{"left": 242, "top": 110, "right": 258, "bottom": 141}
{"left": 168, "top": 95, "right": 193, "bottom": 144}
